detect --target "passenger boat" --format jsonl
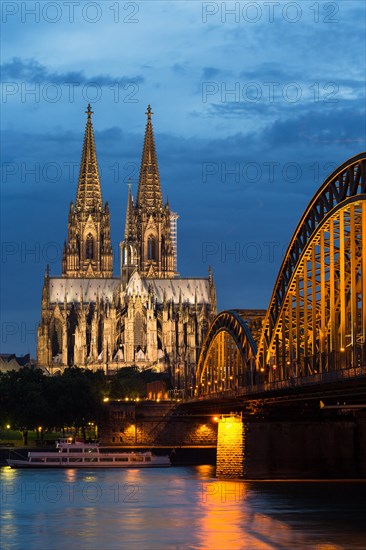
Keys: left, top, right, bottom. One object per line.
{"left": 7, "top": 438, "right": 171, "bottom": 468}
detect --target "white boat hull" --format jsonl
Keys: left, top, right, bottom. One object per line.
{"left": 7, "top": 458, "right": 171, "bottom": 469}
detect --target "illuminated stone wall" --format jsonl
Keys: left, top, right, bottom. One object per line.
{"left": 101, "top": 402, "right": 218, "bottom": 447}
{"left": 216, "top": 414, "right": 245, "bottom": 478}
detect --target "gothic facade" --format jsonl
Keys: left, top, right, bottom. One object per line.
{"left": 37, "top": 105, "right": 216, "bottom": 389}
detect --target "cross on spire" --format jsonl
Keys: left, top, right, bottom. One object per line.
{"left": 86, "top": 103, "right": 93, "bottom": 118}
{"left": 146, "top": 104, "right": 153, "bottom": 120}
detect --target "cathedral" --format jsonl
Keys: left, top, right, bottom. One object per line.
{"left": 37, "top": 105, "right": 217, "bottom": 389}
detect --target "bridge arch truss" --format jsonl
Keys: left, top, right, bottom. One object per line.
{"left": 195, "top": 310, "right": 257, "bottom": 395}
{"left": 197, "top": 153, "right": 366, "bottom": 394}
{"left": 257, "top": 153, "right": 366, "bottom": 381}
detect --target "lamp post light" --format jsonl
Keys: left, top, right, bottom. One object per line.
{"left": 6, "top": 424, "right": 11, "bottom": 445}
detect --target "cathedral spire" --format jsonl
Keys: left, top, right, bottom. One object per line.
{"left": 41, "top": 265, "right": 50, "bottom": 309}
{"left": 136, "top": 105, "right": 163, "bottom": 211}
{"left": 124, "top": 180, "right": 135, "bottom": 240}
{"left": 62, "top": 105, "right": 113, "bottom": 278}
{"left": 120, "top": 105, "right": 178, "bottom": 279}
{"left": 75, "top": 104, "right": 103, "bottom": 213}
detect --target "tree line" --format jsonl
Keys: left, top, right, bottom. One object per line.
{"left": 0, "top": 366, "right": 169, "bottom": 444}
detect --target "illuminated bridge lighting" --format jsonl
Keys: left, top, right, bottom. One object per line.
{"left": 197, "top": 153, "right": 366, "bottom": 395}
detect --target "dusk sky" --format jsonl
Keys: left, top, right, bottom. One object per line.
{"left": 1, "top": 1, "right": 365, "bottom": 356}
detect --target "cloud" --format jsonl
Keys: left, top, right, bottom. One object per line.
{"left": 172, "top": 63, "right": 187, "bottom": 75}
{"left": 1, "top": 57, "right": 144, "bottom": 86}
{"left": 202, "top": 67, "right": 221, "bottom": 80}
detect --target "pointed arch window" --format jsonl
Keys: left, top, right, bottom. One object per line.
{"left": 147, "top": 235, "right": 156, "bottom": 261}
{"left": 122, "top": 243, "right": 135, "bottom": 266}
{"left": 86, "top": 233, "right": 94, "bottom": 260}
{"left": 122, "top": 245, "right": 128, "bottom": 266}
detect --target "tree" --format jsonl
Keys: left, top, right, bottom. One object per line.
{"left": 0, "top": 368, "right": 48, "bottom": 444}
{"left": 0, "top": 366, "right": 107, "bottom": 444}
{"left": 109, "top": 367, "right": 147, "bottom": 398}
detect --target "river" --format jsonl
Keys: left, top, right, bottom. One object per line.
{"left": 1, "top": 466, "right": 365, "bottom": 549}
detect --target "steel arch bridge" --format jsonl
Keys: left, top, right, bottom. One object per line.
{"left": 196, "top": 152, "right": 366, "bottom": 396}
{"left": 196, "top": 310, "right": 257, "bottom": 394}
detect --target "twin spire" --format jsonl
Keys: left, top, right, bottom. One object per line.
{"left": 74, "top": 102, "right": 167, "bottom": 242}
{"left": 76, "top": 103, "right": 162, "bottom": 216}
{"left": 67, "top": 104, "right": 176, "bottom": 280}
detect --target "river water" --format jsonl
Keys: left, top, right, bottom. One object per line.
{"left": 1, "top": 465, "right": 365, "bottom": 549}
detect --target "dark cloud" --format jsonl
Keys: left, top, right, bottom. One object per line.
{"left": 238, "top": 63, "right": 303, "bottom": 82}
{"left": 172, "top": 63, "right": 187, "bottom": 75}
{"left": 202, "top": 67, "right": 221, "bottom": 79}
{"left": 265, "top": 105, "right": 365, "bottom": 148}
{"left": 1, "top": 57, "right": 144, "bottom": 86}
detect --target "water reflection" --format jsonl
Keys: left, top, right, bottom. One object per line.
{"left": 1, "top": 509, "right": 17, "bottom": 543}
{"left": 64, "top": 468, "right": 77, "bottom": 483}
{"left": 1, "top": 465, "right": 18, "bottom": 481}
{"left": 1, "top": 467, "right": 365, "bottom": 549}
{"left": 195, "top": 464, "right": 215, "bottom": 479}
{"left": 196, "top": 478, "right": 306, "bottom": 549}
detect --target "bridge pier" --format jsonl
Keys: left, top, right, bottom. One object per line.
{"left": 216, "top": 413, "right": 246, "bottom": 478}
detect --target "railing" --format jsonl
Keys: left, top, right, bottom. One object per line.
{"left": 191, "top": 364, "right": 366, "bottom": 402}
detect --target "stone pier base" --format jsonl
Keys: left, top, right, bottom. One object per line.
{"left": 216, "top": 413, "right": 245, "bottom": 478}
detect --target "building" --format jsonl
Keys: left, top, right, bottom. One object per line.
{"left": 37, "top": 105, "right": 216, "bottom": 389}
{"left": 0, "top": 354, "right": 34, "bottom": 372}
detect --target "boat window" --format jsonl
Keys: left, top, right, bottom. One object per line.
{"left": 145, "top": 457, "right": 151, "bottom": 462}
{"left": 62, "top": 458, "right": 68, "bottom": 462}
{"left": 87, "top": 448, "right": 98, "bottom": 453}
{"left": 84, "top": 458, "right": 98, "bottom": 462}
{"left": 46, "top": 458, "right": 60, "bottom": 462}
{"left": 115, "top": 457, "right": 128, "bottom": 462}
{"left": 30, "top": 458, "right": 42, "bottom": 462}
{"left": 100, "top": 458, "right": 110, "bottom": 462}
{"left": 71, "top": 448, "right": 83, "bottom": 453}
{"left": 69, "top": 458, "right": 82, "bottom": 462}
{"left": 131, "top": 456, "right": 143, "bottom": 462}
{"left": 61, "top": 448, "right": 68, "bottom": 453}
